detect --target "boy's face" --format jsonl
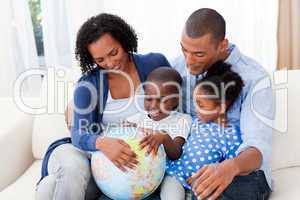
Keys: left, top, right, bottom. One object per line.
{"left": 194, "top": 88, "right": 223, "bottom": 123}
{"left": 144, "top": 81, "right": 179, "bottom": 121}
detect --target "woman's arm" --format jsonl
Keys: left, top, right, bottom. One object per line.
{"left": 71, "top": 77, "right": 100, "bottom": 151}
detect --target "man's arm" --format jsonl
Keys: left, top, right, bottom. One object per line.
{"left": 231, "top": 147, "right": 262, "bottom": 175}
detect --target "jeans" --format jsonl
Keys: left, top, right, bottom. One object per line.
{"left": 191, "top": 170, "right": 271, "bottom": 200}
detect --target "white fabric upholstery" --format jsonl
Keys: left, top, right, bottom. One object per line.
{"left": 271, "top": 70, "right": 300, "bottom": 170}
{"left": 270, "top": 167, "right": 300, "bottom": 200}
{"left": 0, "top": 161, "right": 42, "bottom": 200}
{"left": 32, "top": 113, "right": 70, "bottom": 160}
{"left": 0, "top": 98, "right": 34, "bottom": 191}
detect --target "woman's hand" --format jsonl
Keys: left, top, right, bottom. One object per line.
{"left": 139, "top": 128, "right": 166, "bottom": 155}
{"left": 191, "top": 160, "right": 239, "bottom": 200}
{"left": 96, "top": 137, "right": 139, "bottom": 172}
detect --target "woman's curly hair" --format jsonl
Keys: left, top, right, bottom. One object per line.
{"left": 75, "top": 13, "right": 138, "bottom": 73}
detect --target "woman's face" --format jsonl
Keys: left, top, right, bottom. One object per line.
{"left": 88, "top": 33, "right": 129, "bottom": 71}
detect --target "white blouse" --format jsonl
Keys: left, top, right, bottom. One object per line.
{"left": 101, "top": 89, "right": 145, "bottom": 126}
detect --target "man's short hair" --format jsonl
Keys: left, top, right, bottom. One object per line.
{"left": 185, "top": 8, "right": 226, "bottom": 43}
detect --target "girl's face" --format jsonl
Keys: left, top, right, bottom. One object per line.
{"left": 88, "top": 33, "right": 129, "bottom": 71}
{"left": 144, "top": 82, "right": 179, "bottom": 121}
{"left": 194, "top": 87, "right": 223, "bottom": 123}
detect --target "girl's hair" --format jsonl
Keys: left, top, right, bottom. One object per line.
{"left": 195, "top": 61, "right": 244, "bottom": 109}
{"left": 75, "top": 13, "right": 138, "bottom": 73}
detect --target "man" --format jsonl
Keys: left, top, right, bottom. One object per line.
{"left": 172, "top": 8, "right": 273, "bottom": 200}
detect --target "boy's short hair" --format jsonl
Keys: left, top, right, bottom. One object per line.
{"left": 146, "top": 67, "right": 182, "bottom": 87}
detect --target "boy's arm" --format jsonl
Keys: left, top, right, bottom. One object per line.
{"left": 161, "top": 133, "right": 185, "bottom": 160}
{"left": 139, "top": 129, "right": 185, "bottom": 160}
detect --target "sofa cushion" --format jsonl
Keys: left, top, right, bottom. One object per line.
{"left": 272, "top": 70, "right": 300, "bottom": 170}
{"left": 0, "top": 160, "right": 41, "bottom": 200}
{"left": 32, "top": 67, "right": 81, "bottom": 160}
{"left": 32, "top": 114, "right": 70, "bottom": 160}
{"left": 270, "top": 167, "right": 300, "bottom": 200}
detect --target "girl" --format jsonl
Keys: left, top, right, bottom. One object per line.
{"left": 165, "top": 61, "right": 244, "bottom": 198}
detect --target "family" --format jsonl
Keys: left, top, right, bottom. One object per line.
{"left": 35, "top": 8, "right": 273, "bottom": 200}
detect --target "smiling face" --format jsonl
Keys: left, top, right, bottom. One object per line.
{"left": 88, "top": 33, "right": 130, "bottom": 71}
{"left": 144, "top": 81, "right": 179, "bottom": 121}
{"left": 181, "top": 31, "right": 227, "bottom": 75}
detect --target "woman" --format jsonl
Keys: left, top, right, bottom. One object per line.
{"left": 36, "top": 13, "right": 170, "bottom": 200}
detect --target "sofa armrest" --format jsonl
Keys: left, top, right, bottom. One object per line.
{"left": 0, "top": 98, "right": 35, "bottom": 191}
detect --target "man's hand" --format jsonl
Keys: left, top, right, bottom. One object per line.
{"left": 139, "top": 128, "right": 166, "bottom": 155}
{"left": 191, "top": 159, "right": 239, "bottom": 200}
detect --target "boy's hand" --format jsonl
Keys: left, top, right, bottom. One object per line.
{"left": 139, "top": 128, "right": 166, "bottom": 155}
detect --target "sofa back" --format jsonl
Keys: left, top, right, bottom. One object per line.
{"left": 272, "top": 70, "right": 300, "bottom": 171}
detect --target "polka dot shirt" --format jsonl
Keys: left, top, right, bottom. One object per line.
{"left": 165, "top": 118, "right": 243, "bottom": 189}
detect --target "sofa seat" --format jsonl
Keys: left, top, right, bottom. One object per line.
{"left": 0, "top": 160, "right": 42, "bottom": 200}
{"left": 270, "top": 166, "right": 300, "bottom": 200}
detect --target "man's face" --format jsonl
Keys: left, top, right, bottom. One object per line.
{"left": 181, "top": 31, "right": 222, "bottom": 75}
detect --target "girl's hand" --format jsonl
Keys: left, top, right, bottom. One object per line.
{"left": 96, "top": 137, "right": 139, "bottom": 172}
{"left": 139, "top": 128, "right": 166, "bottom": 155}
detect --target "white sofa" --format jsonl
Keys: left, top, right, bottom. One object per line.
{"left": 0, "top": 68, "right": 299, "bottom": 200}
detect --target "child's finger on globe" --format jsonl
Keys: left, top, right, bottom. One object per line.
{"left": 148, "top": 140, "right": 158, "bottom": 155}
{"left": 139, "top": 135, "right": 149, "bottom": 144}
{"left": 147, "top": 143, "right": 155, "bottom": 155}
{"left": 151, "top": 145, "right": 159, "bottom": 156}
{"left": 139, "top": 137, "right": 151, "bottom": 149}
